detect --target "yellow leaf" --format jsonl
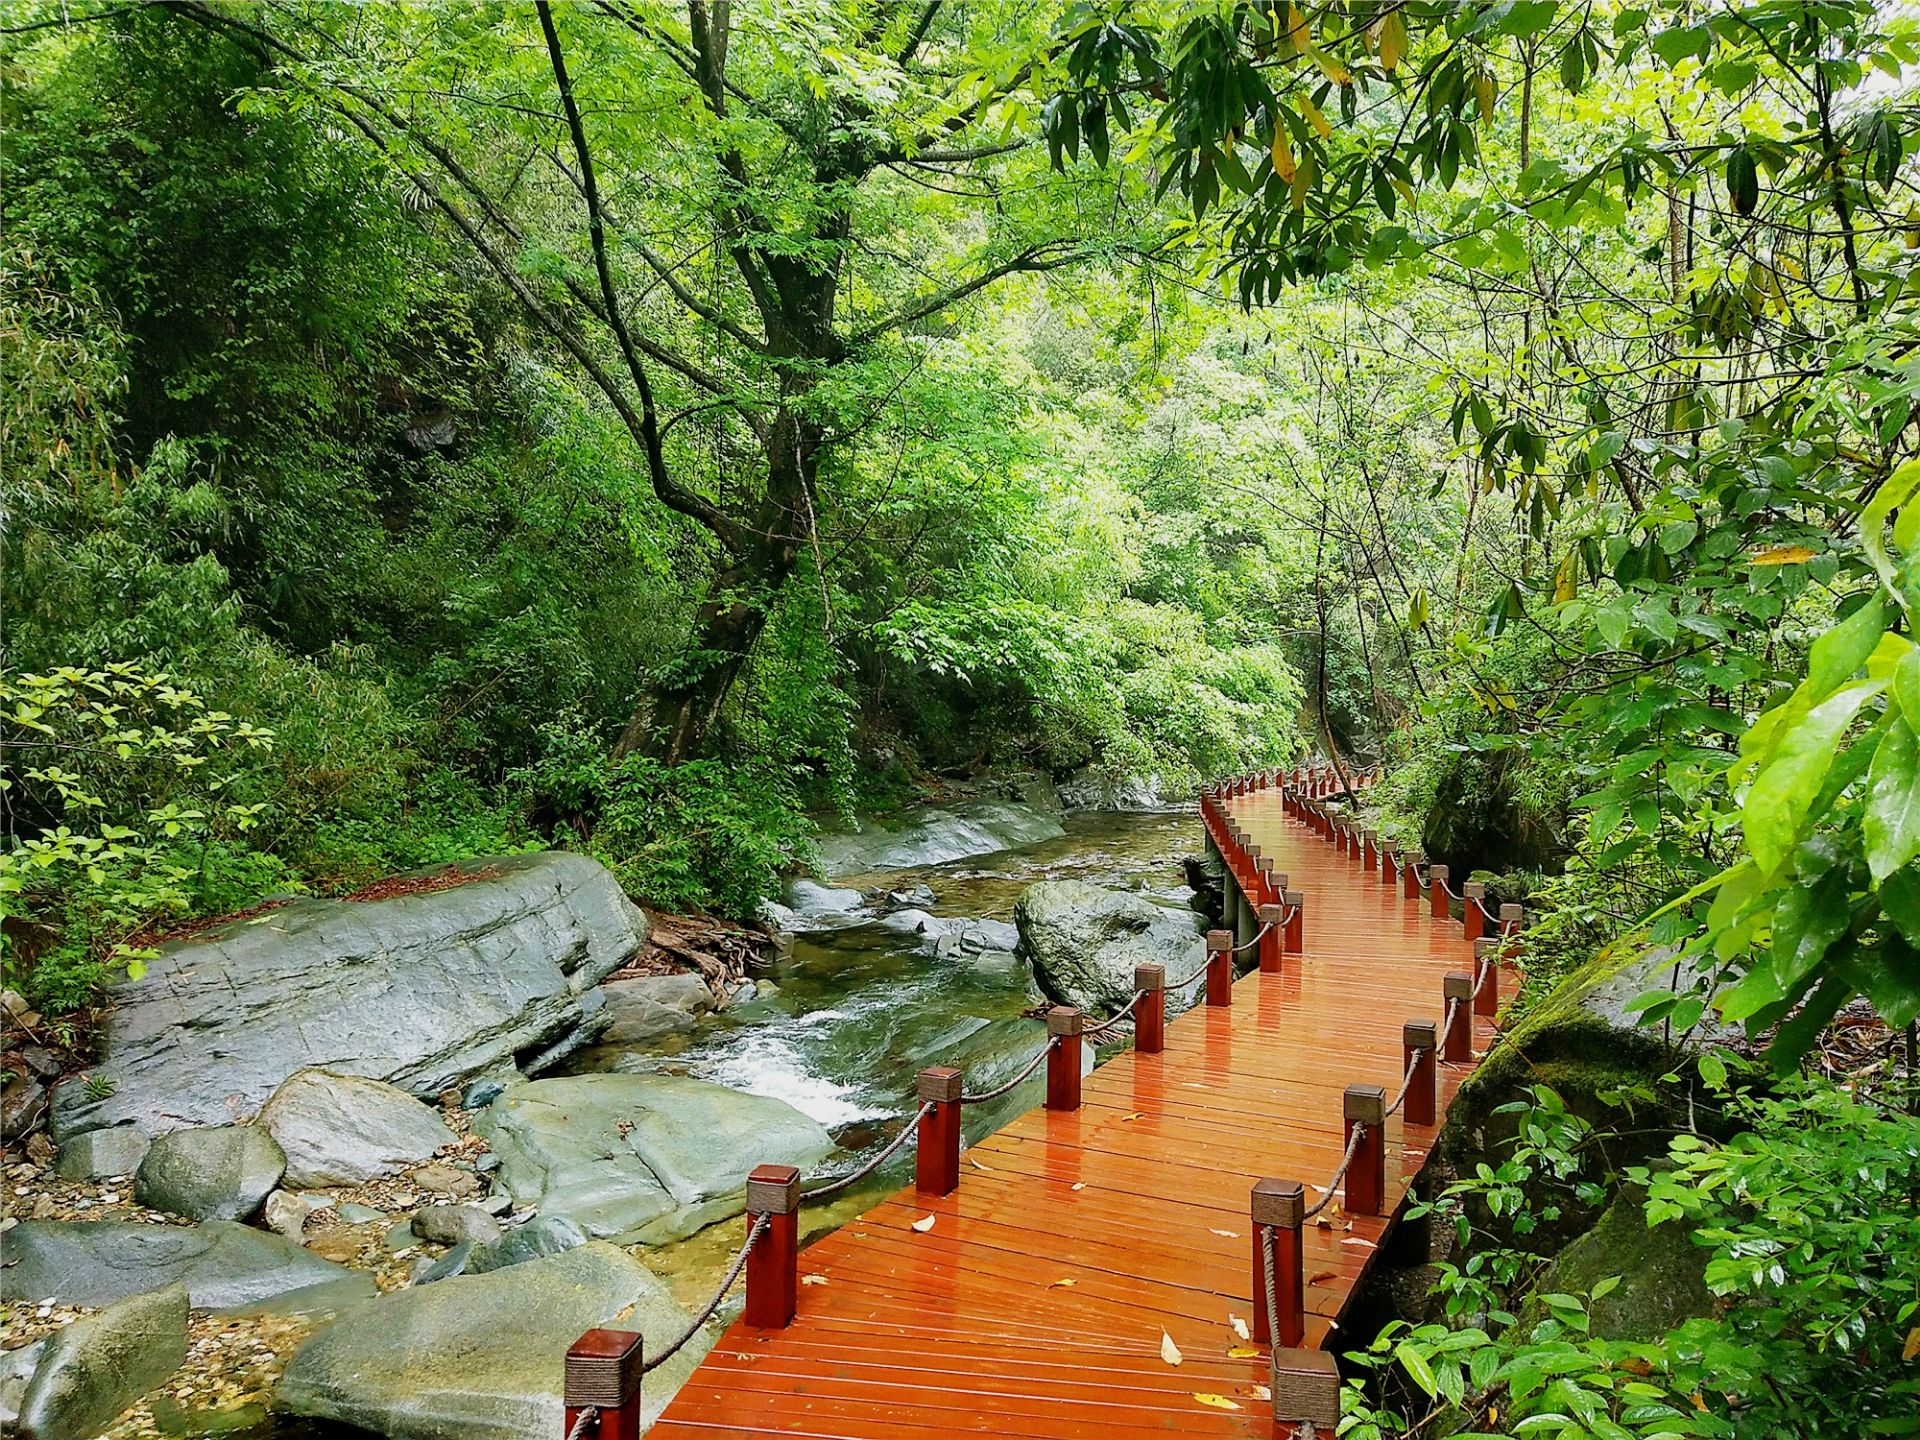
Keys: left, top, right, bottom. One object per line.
{"left": 911, "top": 1214, "right": 937, "bottom": 1233}
{"left": 1477, "top": 71, "right": 1496, "bottom": 123}
{"left": 1119, "top": 1111, "right": 1146, "bottom": 1122}
{"left": 1270, "top": 124, "right": 1296, "bottom": 183}
{"left": 1390, "top": 176, "right": 1417, "bottom": 208}
{"left": 1289, "top": 150, "right": 1314, "bottom": 212}
{"left": 1286, "top": 3, "right": 1309, "bottom": 49}
{"left": 1378, "top": 10, "right": 1406, "bottom": 73}
{"left": 1228, "top": 1346, "right": 1263, "bottom": 1359}
{"left": 1751, "top": 544, "right": 1816, "bottom": 566}
{"left": 1904, "top": 1326, "right": 1920, "bottom": 1361}
{"left": 1299, "top": 92, "right": 1332, "bottom": 140}
{"left": 1160, "top": 1331, "right": 1184, "bottom": 1366}
{"left": 1314, "top": 48, "right": 1352, "bottom": 86}
{"left": 1051, "top": 1277, "right": 1077, "bottom": 1288}
{"left": 1553, "top": 549, "right": 1580, "bottom": 604}
{"left": 968, "top": 1154, "right": 992, "bottom": 1171}
{"left": 1193, "top": 1394, "right": 1242, "bottom": 1411}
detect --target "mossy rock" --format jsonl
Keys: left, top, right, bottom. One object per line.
{"left": 1515, "top": 1183, "right": 1717, "bottom": 1341}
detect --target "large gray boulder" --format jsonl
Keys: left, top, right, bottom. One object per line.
{"left": 0, "top": 1220, "right": 374, "bottom": 1312}
{"left": 259, "top": 1069, "right": 456, "bottom": 1187}
{"left": 50, "top": 852, "right": 647, "bottom": 1139}
{"left": 1013, "top": 879, "right": 1208, "bottom": 1013}
{"left": 13, "top": 1284, "right": 188, "bottom": 1440}
{"left": 135, "top": 1125, "right": 284, "bottom": 1222}
{"left": 55, "top": 1126, "right": 150, "bottom": 1181}
{"left": 815, "top": 799, "right": 1065, "bottom": 876}
{"left": 276, "top": 1242, "right": 701, "bottom": 1440}
{"left": 596, "top": 973, "right": 718, "bottom": 1049}
{"left": 473, "top": 1073, "right": 836, "bottom": 1244}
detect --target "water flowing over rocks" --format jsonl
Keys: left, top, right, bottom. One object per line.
{"left": 50, "top": 852, "right": 647, "bottom": 1140}
{"left": 8, "top": 1284, "right": 188, "bottom": 1440}
{"left": 0, "top": 1220, "right": 374, "bottom": 1312}
{"left": 275, "top": 1242, "right": 702, "bottom": 1440}
{"left": 1013, "top": 879, "right": 1208, "bottom": 1013}
{"left": 258, "top": 1069, "right": 457, "bottom": 1187}
{"left": 134, "top": 1125, "right": 285, "bottom": 1222}
{"left": 814, "top": 798, "right": 1066, "bottom": 876}
{"left": 473, "top": 1072, "right": 836, "bottom": 1243}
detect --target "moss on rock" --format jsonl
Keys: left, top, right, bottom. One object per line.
{"left": 1516, "top": 1183, "right": 1716, "bottom": 1341}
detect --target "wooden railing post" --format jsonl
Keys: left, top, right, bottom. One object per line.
{"left": 1428, "top": 862, "right": 1450, "bottom": 920}
{"left": 1403, "top": 850, "right": 1424, "bottom": 900}
{"left": 915, "top": 1067, "right": 963, "bottom": 1196}
{"left": 1134, "top": 964, "right": 1165, "bottom": 1053}
{"left": 744, "top": 1165, "right": 801, "bottom": 1329}
{"left": 1271, "top": 1349, "right": 1340, "bottom": 1435}
{"left": 1344, "top": 1084, "right": 1387, "bottom": 1216}
{"left": 1205, "top": 929, "right": 1233, "bottom": 1007}
{"left": 1361, "top": 828, "right": 1377, "bottom": 872}
{"left": 1256, "top": 855, "right": 1278, "bottom": 907}
{"left": 1045, "top": 1007, "right": 1084, "bottom": 1110}
{"left": 1257, "top": 902, "right": 1286, "bottom": 973}
{"left": 1502, "top": 902, "right": 1526, "bottom": 938}
{"left": 1283, "top": 889, "right": 1304, "bottom": 954}
{"left": 1463, "top": 881, "right": 1487, "bottom": 944}
{"left": 564, "top": 1330, "right": 644, "bottom": 1440}
{"left": 1250, "top": 1179, "right": 1304, "bottom": 1347}
{"left": 1442, "top": 974, "right": 1473, "bottom": 1062}
{"left": 1473, "top": 938, "right": 1500, "bottom": 1018}
{"left": 1380, "top": 841, "right": 1397, "bottom": 886}
{"left": 1402, "top": 1021, "right": 1437, "bottom": 1127}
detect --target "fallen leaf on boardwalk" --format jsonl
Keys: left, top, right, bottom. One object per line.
{"left": 1227, "top": 1346, "right": 1262, "bottom": 1359}
{"left": 1229, "top": 1315, "right": 1251, "bottom": 1341}
{"left": 1070, "top": 1181, "right": 1086, "bottom": 1191}
{"left": 1192, "top": 1394, "right": 1242, "bottom": 1410}
{"left": 1209, "top": 1228, "right": 1241, "bottom": 1239}
{"left": 1119, "top": 1112, "right": 1146, "bottom": 1122}
{"left": 801, "top": 1275, "right": 828, "bottom": 1286}
{"left": 911, "top": 1215, "right": 937, "bottom": 1233}
{"left": 1308, "top": 1269, "right": 1338, "bottom": 1286}
{"left": 1251, "top": 1384, "right": 1272, "bottom": 1401}
{"left": 968, "top": 1155, "right": 993, "bottom": 1172}
{"left": 1160, "top": 1332, "right": 1184, "bottom": 1366}
{"left": 1340, "top": 1236, "right": 1376, "bottom": 1251}
{"left": 1051, "top": 1277, "right": 1076, "bottom": 1288}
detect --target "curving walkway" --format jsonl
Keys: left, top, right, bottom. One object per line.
{"left": 641, "top": 773, "right": 1505, "bottom": 1439}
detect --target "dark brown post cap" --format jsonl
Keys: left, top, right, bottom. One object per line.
{"left": 565, "top": 1329, "right": 644, "bottom": 1408}
{"left": 1134, "top": 962, "right": 1166, "bottom": 991}
{"left": 1270, "top": 1346, "right": 1340, "bottom": 1428}
{"left": 916, "top": 1066, "right": 963, "bottom": 1104}
{"left": 1344, "top": 1083, "right": 1387, "bottom": 1126}
{"left": 1207, "top": 929, "right": 1233, "bottom": 952}
{"left": 1463, "top": 880, "right": 1488, "bottom": 900}
{"left": 1429, "top": 862, "right": 1449, "bottom": 881}
{"left": 1251, "top": 1178, "right": 1306, "bottom": 1228}
{"left": 1444, "top": 971, "right": 1473, "bottom": 1001}
{"left": 1283, "top": 889, "right": 1303, "bottom": 906}
{"left": 745, "top": 1164, "right": 801, "bottom": 1215}
{"left": 1475, "top": 937, "right": 1499, "bottom": 961}
{"left": 1404, "top": 1020, "right": 1438, "bottom": 1049}
{"left": 1258, "top": 903, "right": 1287, "bottom": 925}
{"left": 1501, "top": 902, "right": 1526, "bottom": 926}
{"left": 1046, "top": 1006, "right": 1085, "bottom": 1037}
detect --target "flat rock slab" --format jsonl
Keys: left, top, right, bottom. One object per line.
{"left": 276, "top": 1242, "right": 701, "bottom": 1440}
{"left": 0, "top": 1220, "right": 375, "bottom": 1313}
{"left": 51, "top": 852, "right": 646, "bottom": 1139}
{"left": 13, "top": 1284, "right": 188, "bottom": 1440}
{"left": 474, "top": 1073, "right": 836, "bottom": 1244}
{"left": 815, "top": 799, "right": 1065, "bottom": 876}
{"left": 260, "top": 1069, "right": 456, "bottom": 1187}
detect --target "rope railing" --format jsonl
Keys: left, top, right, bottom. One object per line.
{"left": 1229, "top": 918, "right": 1275, "bottom": 955}
{"left": 566, "top": 1407, "right": 598, "bottom": 1440}
{"left": 643, "top": 1212, "right": 768, "bottom": 1372}
{"left": 1301, "top": 1121, "right": 1367, "bottom": 1221}
{"left": 958, "top": 1039, "right": 1057, "bottom": 1104}
{"left": 1079, "top": 990, "right": 1145, "bottom": 1039}
{"left": 1382, "top": 1045, "right": 1426, "bottom": 1119}
{"left": 804, "top": 1101, "right": 934, "bottom": 1199}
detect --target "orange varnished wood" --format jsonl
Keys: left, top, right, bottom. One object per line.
{"left": 655, "top": 786, "right": 1505, "bottom": 1437}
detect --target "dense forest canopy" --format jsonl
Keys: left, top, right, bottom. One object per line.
{"left": 6, "top": 0, "right": 1920, "bottom": 1434}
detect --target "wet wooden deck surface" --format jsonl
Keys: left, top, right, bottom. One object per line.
{"left": 654, "top": 785, "right": 1496, "bottom": 1438}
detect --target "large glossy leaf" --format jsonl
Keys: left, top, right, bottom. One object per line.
{"left": 1865, "top": 712, "right": 1920, "bottom": 881}
{"left": 1742, "top": 680, "right": 1886, "bottom": 873}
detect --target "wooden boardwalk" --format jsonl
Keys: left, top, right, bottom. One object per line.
{"left": 648, "top": 776, "right": 1498, "bottom": 1439}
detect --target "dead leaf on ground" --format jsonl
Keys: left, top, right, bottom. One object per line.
{"left": 1160, "top": 1332, "right": 1184, "bottom": 1366}
{"left": 1192, "top": 1394, "right": 1241, "bottom": 1410}
{"left": 1051, "top": 1277, "right": 1076, "bottom": 1288}
{"left": 1250, "top": 1384, "right": 1272, "bottom": 1401}
{"left": 911, "top": 1214, "right": 937, "bottom": 1233}
{"left": 1070, "top": 1181, "right": 1086, "bottom": 1191}
{"left": 801, "top": 1274, "right": 829, "bottom": 1286}
{"left": 1227, "top": 1346, "right": 1262, "bottom": 1359}
{"left": 968, "top": 1155, "right": 992, "bottom": 1172}
{"left": 1209, "top": 1228, "right": 1240, "bottom": 1238}
{"left": 1228, "top": 1315, "right": 1251, "bottom": 1341}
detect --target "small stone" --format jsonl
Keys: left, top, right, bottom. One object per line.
{"left": 409, "top": 1162, "right": 480, "bottom": 1198}
{"left": 478, "top": 1194, "right": 512, "bottom": 1216}
{"left": 410, "top": 1204, "right": 501, "bottom": 1247}
{"left": 460, "top": 1077, "right": 506, "bottom": 1111}
{"left": 2, "top": 1071, "right": 48, "bottom": 1143}
{"left": 263, "top": 1191, "right": 318, "bottom": 1242}
{"left": 18, "top": 1048, "right": 62, "bottom": 1082}
{"left": 302, "top": 1231, "right": 362, "bottom": 1265}
{"left": 467, "top": 1214, "right": 587, "bottom": 1274}
{"left": 259, "top": 1070, "right": 457, "bottom": 1189}
{"left": 336, "top": 1203, "right": 385, "bottom": 1224}
{"left": 410, "top": 1241, "right": 472, "bottom": 1285}
{"left": 25, "top": 1133, "right": 56, "bottom": 1167}
{"left": 1, "top": 988, "right": 28, "bottom": 1017}
{"left": 474, "top": 1153, "right": 501, "bottom": 1173}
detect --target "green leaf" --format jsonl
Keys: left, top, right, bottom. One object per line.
{"left": 1395, "top": 1341, "right": 1437, "bottom": 1397}
{"left": 1743, "top": 681, "right": 1886, "bottom": 873}
{"left": 1866, "top": 712, "right": 1920, "bottom": 881}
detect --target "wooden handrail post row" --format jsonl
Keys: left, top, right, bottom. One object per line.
{"left": 1045, "top": 1006, "right": 1084, "bottom": 1110}
{"left": 915, "top": 1066, "right": 963, "bottom": 1196}
{"left": 1462, "top": 881, "right": 1488, "bottom": 943}
{"left": 1402, "top": 1021, "right": 1438, "bottom": 1127}
{"left": 1428, "top": 862, "right": 1450, "bottom": 920}
{"left": 1403, "top": 850, "right": 1424, "bottom": 900}
{"left": 1257, "top": 902, "right": 1287, "bottom": 973}
{"left": 1442, "top": 973, "right": 1474, "bottom": 1062}
{"left": 1250, "top": 1178, "right": 1305, "bottom": 1347}
{"left": 1134, "top": 963, "right": 1166, "bottom": 1053}
{"left": 744, "top": 1164, "right": 801, "bottom": 1329}
{"left": 1283, "top": 889, "right": 1304, "bottom": 954}
{"left": 1205, "top": 929, "right": 1234, "bottom": 1007}
{"left": 1343, "top": 1085, "right": 1387, "bottom": 1216}
{"left": 564, "top": 1329, "right": 644, "bottom": 1440}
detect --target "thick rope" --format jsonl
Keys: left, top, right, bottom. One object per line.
{"left": 1440, "top": 996, "right": 1462, "bottom": 1049}
{"left": 1260, "top": 1222, "right": 1280, "bottom": 1362}
{"left": 1167, "top": 954, "right": 1217, "bottom": 989}
{"left": 960, "top": 1040, "right": 1056, "bottom": 1104}
{"left": 804, "top": 1102, "right": 933, "bottom": 1199}
{"left": 1230, "top": 920, "right": 1275, "bottom": 955}
{"left": 1301, "top": 1123, "right": 1367, "bottom": 1221}
{"left": 1080, "top": 990, "right": 1146, "bottom": 1039}
{"left": 1471, "top": 950, "right": 1496, "bottom": 999}
{"left": 1471, "top": 893, "right": 1497, "bottom": 924}
{"left": 1382, "top": 1046, "right": 1426, "bottom": 1119}
{"left": 566, "top": 1408, "right": 599, "bottom": 1440}
{"left": 642, "top": 1212, "right": 768, "bottom": 1372}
